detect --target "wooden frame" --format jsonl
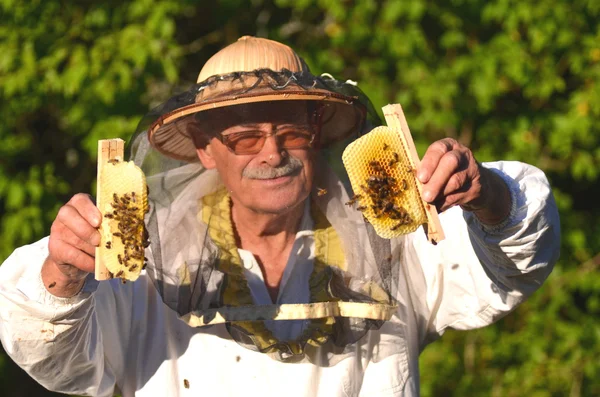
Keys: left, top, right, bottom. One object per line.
{"left": 383, "top": 104, "right": 445, "bottom": 244}
{"left": 95, "top": 138, "right": 124, "bottom": 280}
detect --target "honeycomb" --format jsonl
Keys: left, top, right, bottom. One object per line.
{"left": 97, "top": 160, "right": 149, "bottom": 281}
{"left": 342, "top": 126, "right": 427, "bottom": 239}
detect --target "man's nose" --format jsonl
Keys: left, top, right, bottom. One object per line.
{"left": 259, "top": 133, "right": 286, "bottom": 165}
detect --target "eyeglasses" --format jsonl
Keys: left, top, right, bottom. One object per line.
{"left": 216, "top": 125, "right": 316, "bottom": 155}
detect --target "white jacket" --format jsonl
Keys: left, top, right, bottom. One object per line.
{"left": 0, "top": 161, "right": 560, "bottom": 396}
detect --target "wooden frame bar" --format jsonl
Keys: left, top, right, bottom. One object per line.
{"left": 383, "top": 104, "right": 445, "bottom": 244}
{"left": 95, "top": 139, "right": 125, "bottom": 280}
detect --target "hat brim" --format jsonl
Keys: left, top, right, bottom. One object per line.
{"left": 148, "top": 90, "right": 366, "bottom": 163}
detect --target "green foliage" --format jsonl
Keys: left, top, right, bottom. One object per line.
{"left": 0, "top": 0, "right": 598, "bottom": 396}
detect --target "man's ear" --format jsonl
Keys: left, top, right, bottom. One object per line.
{"left": 196, "top": 144, "right": 217, "bottom": 169}
{"left": 188, "top": 120, "right": 217, "bottom": 169}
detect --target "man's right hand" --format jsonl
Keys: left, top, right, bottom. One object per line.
{"left": 41, "top": 193, "right": 102, "bottom": 298}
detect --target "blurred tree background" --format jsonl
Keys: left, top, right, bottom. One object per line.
{"left": 0, "top": 0, "right": 598, "bottom": 395}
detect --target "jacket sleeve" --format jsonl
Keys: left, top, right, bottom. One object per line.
{"left": 408, "top": 161, "right": 560, "bottom": 345}
{"left": 0, "top": 237, "right": 132, "bottom": 396}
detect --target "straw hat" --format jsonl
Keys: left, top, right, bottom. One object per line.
{"left": 148, "top": 36, "right": 367, "bottom": 162}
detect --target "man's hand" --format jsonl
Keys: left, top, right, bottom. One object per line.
{"left": 42, "top": 193, "right": 102, "bottom": 298}
{"left": 417, "top": 138, "right": 511, "bottom": 225}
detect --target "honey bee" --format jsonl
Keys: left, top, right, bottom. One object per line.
{"left": 356, "top": 205, "right": 367, "bottom": 211}
{"left": 129, "top": 264, "right": 138, "bottom": 272}
{"left": 183, "top": 379, "right": 190, "bottom": 389}
{"left": 117, "top": 254, "right": 123, "bottom": 265}
{"left": 382, "top": 143, "right": 389, "bottom": 150}
{"left": 345, "top": 194, "right": 362, "bottom": 206}
{"left": 108, "top": 159, "right": 120, "bottom": 165}
{"left": 115, "top": 270, "right": 124, "bottom": 278}
{"left": 390, "top": 223, "right": 403, "bottom": 231}
{"left": 401, "top": 179, "right": 408, "bottom": 191}
{"left": 142, "top": 262, "right": 147, "bottom": 270}
{"left": 317, "top": 188, "right": 327, "bottom": 196}
{"left": 105, "top": 241, "right": 112, "bottom": 249}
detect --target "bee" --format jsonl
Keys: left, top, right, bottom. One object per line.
{"left": 115, "top": 270, "right": 124, "bottom": 278}
{"left": 369, "top": 160, "right": 384, "bottom": 174}
{"left": 113, "top": 232, "right": 123, "bottom": 238}
{"left": 345, "top": 194, "right": 362, "bottom": 206}
{"left": 113, "top": 193, "right": 119, "bottom": 202}
{"left": 48, "top": 281, "right": 56, "bottom": 289}
{"left": 142, "top": 262, "right": 147, "bottom": 270}
{"left": 401, "top": 179, "right": 408, "bottom": 191}
{"left": 104, "top": 213, "right": 113, "bottom": 219}
{"left": 389, "top": 153, "right": 400, "bottom": 167}
{"left": 356, "top": 205, "right": 367, "bottom": 211}
{"left": 383, "top": 143, "right": 389, "bottom": 150}
{"left": 390, "top": 223, "right": 403, "bottom": 231}
{"left": 117, "top": 254, "right": 123, "bottom": 265}
{"left": 131, "top": 192, "right": 137, "bottom": 203}
{"left": 108, "top": 159, "right": 120, "bottom": 165}
{"left": 105, "top": 241, "right": 112, "bottom": 249}
{"left": 129, "top": 264, "right": 138, "bottom": 272}
{"left": 121, "top": 279, "right": 127, "bottom": 284}
{"left": 317, "top": 188, "right": 327, "bottom": 196}
{"left": 183, "top": 379, "right": 190, "bottom": 389}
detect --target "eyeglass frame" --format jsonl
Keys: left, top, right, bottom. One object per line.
{"left": 212, "top": 123, "right": 319, "bottom": 155}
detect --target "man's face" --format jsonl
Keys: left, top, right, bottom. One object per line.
{"left": 194, "top": 101, "right": 316, "bottom": 215}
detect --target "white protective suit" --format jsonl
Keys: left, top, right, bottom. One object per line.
{"left": 0, "top": 161, "right": 560, "bottom": 396}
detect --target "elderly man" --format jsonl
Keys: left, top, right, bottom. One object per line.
{"left": 0, "top": 36, "right": 559, "bottom": 396}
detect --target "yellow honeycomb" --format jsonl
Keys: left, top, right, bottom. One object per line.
{"left": 97, "top": 161, "right": 149, "bottom": 281}
{"left": 342, "top": 126, "right": 427, "bottom": 239}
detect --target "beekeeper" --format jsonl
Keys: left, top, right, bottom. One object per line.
{"left": 0, "top": 36, "right": 559, "bottom": 396}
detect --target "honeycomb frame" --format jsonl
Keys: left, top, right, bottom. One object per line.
{"left": 342, "top": 126, "right": 427, "bottom": 239}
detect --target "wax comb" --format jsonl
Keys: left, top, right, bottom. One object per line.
{"left": 95, "top": 139, "right": 149, "bottom": 281}
{"left": 342, "top": 104, "right": 445, "bottom": 243}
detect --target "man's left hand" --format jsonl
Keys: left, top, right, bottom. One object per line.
{"left": 417, "top": 138, "right": 511, "bottom": 225}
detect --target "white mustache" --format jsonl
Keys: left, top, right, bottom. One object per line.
{"left": 242, "top": 157, "right": 303, "bottom": 180}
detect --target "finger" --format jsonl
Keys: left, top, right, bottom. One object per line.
{"left": 418, "top": 138, "right": 458, "bottom": 184}
{"left": 51, "top": 221, "right": 97, "bottom": 257}
{"left": 48, "top": 237, "right": 95, "bottom": 273}
{"left": 442, "top": 170, "right": 472, "bottom": 197}
{"left": 55, "top": 204, "right": 101, "bottom": 247}
{"left": 67, "top": 193, "right": 102, "bottom": 228}
{"left": 421, "top": 150, "right": 465, "bottom": 203}
{"left": 437, "top": 191, "right": 463, "bottom": 213}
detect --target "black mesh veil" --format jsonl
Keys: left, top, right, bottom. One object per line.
{"left": 127, "top": 70, "right": 409, "bottom": 364}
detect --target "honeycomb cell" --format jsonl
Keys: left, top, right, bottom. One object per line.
{"left": 342, "top": 126, "right": 427, "bottom": 239}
